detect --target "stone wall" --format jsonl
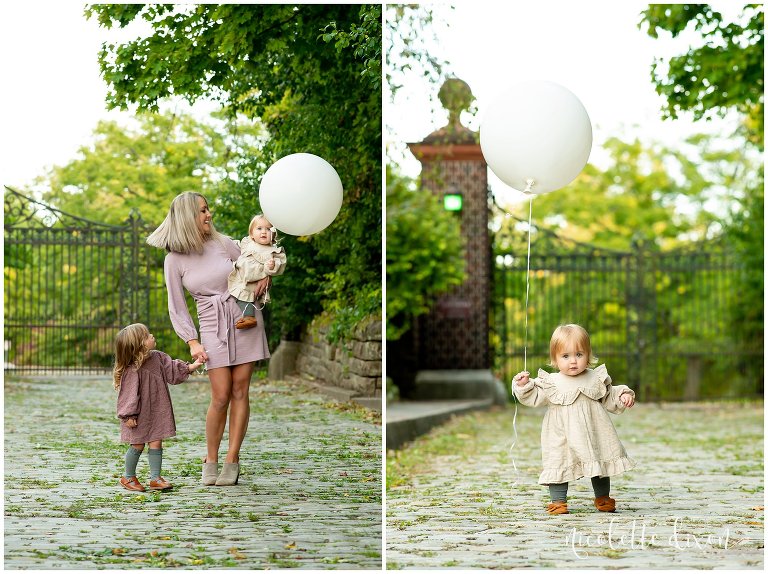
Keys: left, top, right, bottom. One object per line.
{"left": 294, "top": 319, "right": 382, "bottom": 398}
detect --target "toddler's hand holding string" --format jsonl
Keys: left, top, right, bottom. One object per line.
{"left": 514, "top": 371, "right": 530, "bottom": 386}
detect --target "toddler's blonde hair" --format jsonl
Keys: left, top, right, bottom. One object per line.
{"left": 549, "top": 324, "right": 598, "bottom": 367}
{"left": 248, "top": 213, "right": 277, "bottom": 243}
{"left": 113, "top": 323, "right": 152, "bottom": 390}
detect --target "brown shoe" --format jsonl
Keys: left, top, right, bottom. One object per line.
{"left": 594, "top": 495, "right": 616, "bottom": 512}
{"left": 546, "top": 501, "right": 568, "bottom": 515}
{"left": 148, "top": 477, "right": 173, "bottom": 491}
{"left": 235, "top": 316, "right": 257, "bottom": 330}
{"left": 120, "top": 476, "right": 145, "bottom": 492}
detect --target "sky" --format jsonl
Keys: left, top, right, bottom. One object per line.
{"left": 0, "top": 1, "right": 750, "bottom": 195}
{"left": 387, "top": 1, "right": 748, "bottom": 205}
{"left": 0, "top": 2, "right": 212, "bottom": 191}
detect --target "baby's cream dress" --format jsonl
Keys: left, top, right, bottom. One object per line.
{"left": 514, "top": 364, "right": 636, "bottom": 485}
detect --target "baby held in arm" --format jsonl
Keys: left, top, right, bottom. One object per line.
{"left": 227, "top": 214, "right": 287, "bottom": 330}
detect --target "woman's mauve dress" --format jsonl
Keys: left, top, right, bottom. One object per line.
{"left": 164, "top": 236, "right": 270, "bottom": 369}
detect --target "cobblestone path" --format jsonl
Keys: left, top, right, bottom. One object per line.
{"left": 387, "top": 401, "right": 763, "bottom": 569}
{"left": 5, "top": 374, "right": 381, "bottom": 569}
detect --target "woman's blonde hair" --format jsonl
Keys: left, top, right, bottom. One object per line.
{"left": 248, "top": 213, "right": 278, "bottom": 244}
{"left": 113, "top": 323, "right": 152, "bottom": 390}
{"left": 146, "top": 192, "right": 225, "bottom": 254}
{"left": 549, "top": 324, "right": 598, "bottom": 367}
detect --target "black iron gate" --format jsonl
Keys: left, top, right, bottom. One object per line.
{"left": 4, "top": 187, "right": 189, "bottom": 373}
{"left": 491, "top": 229, "right": 763, "bottom": 401}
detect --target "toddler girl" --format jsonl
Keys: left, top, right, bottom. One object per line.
{"left": 114, "top": 323, "right": 204, "bottom": 492}
{"left": 513, "top": 323, "right": 636, "bottom": 514}
{"left": 227, "top": 214, "right": 287, "bottom": 329}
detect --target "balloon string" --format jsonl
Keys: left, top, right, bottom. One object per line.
{"left": 523, "top": 195, "right": 533, "bottom": 373}
{"left": 509, "top": 194, "right": 533, "bottom": 491}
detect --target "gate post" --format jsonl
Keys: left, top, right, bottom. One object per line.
{"left": 406, "top": 78, "right": 505, "bottom": 404}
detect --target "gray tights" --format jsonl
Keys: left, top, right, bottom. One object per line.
{"left": 549, "top": 476, "right": 610, "bottom": 501}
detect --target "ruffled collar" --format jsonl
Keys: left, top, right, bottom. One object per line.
{"left": 537, "top": 364, "right": 611, "bottom": 405}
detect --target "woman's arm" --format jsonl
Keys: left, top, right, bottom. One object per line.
{"left": 164, "top": 255, "right": 207, "bottom": 362}
{"left": 164, "top": 255, "right": 198, "bottom": 344}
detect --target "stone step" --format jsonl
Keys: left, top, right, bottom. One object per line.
{"left": 386, "top": 399, "right": 495, "bottom": 450}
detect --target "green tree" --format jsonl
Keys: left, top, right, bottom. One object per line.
{"left": 496, "top": 135, "right": 757, "bottom": 251}
{"left": 86, "top": 4, "right": 382, "bottom": 342}
{"left": 39, "top": 111, "right": 261, "bottom": 225}
{"left": 640, "top": 3, "right": 764, "bottom": 148}
{"left": 386, "top": 165, "right": 466, "bottom": 341}
{"left": 640, "top": 2, "right": 763, "bottom": 389}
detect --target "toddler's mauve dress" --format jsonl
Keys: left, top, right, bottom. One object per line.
{"left": 116, "top": 350, "right": 191, "bottom": 443}
{"left": 164, "top": 236, "right": 270, "bottom": 369}
{"left": 514, "top": 364, "right": 636, "bottom": 485}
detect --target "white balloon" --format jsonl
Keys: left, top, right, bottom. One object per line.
{"left": 479, "top": 81, "right": 592, "bottom": 195}
{"left": 259, "top": 153, "right": 343, "bottom": 235}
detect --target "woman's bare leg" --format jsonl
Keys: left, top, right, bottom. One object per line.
{"left": 206, "top": 367, "right": 233, "bottom": 464}
{"left": 225, "top": 362, "right": 255, "bottom": 463}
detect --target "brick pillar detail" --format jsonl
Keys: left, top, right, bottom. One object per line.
{"left": 408, "top": 136, "right": 490, "bottom": 370}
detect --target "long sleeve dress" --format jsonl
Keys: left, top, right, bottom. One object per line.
{"left": 116, "top": 350, "right": 191, "bottom": 443}
{"left": 164, "top": 236, "right": 270, "bottom": 369}
{"left": 514, "top": 364, "right": 636, "bottom": 485}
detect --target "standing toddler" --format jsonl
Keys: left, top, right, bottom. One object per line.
{"left": 514, "top": 324, "right": 636, "bottom": 514}
{"left": 114, "top": 323, "right": 203, "bottom": 491}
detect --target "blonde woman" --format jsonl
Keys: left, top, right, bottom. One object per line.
{"left": 147, "top": 192, "right": 271, "bottom": 486}
{"left": 513, "top": 324, "right": 636, "bottom": 515}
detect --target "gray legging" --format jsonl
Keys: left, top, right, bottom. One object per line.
{"left": 549, "top": 476, "right": 610, "bottom": 501}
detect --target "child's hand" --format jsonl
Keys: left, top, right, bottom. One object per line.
{"left": 125, "top": 418, "right": 138, "bottom": 428}
{"left": 267, "top": 258, "right": 275, "bottom": 270}
{"left": 620, "top": 392, "right": 635, "bottom": 408}
{"left": 189, "top": 357, "right": 206, "bottom": 372}
{"left": 514, "top": 371, "right": 530, "bottom": 386}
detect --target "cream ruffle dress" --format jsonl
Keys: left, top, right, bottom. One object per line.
{"left": 514, "top": 364, "right": 636, "bottom": 485}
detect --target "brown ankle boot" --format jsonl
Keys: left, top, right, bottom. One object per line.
{"left": 546, "top": 501, "right": 568, "bottom": 514}
{"left": 594, "top": 495, "right": 616, "bottom": 512}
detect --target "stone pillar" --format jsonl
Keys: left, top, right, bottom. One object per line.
{"left": 408, "top": 78, "right": 491, "bottom": 371}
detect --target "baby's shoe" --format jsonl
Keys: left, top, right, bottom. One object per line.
{"left": 235, "top": 316, "right": 257, "bottom": 330}
{"left": 594, "top": 495, "right": 616, "bottom": 512}
{"left": 546, "top": 501, "right": 568, "bottom": 515}
{"left": 120, "top": 476, "right": 145, "bottom": 492}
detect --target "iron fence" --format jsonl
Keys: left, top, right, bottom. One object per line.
{"left": 4, "top": 187, "right": 190, "bottom": 373}
{"left": 491, "top": 231, "right": 763, "bottom": 401}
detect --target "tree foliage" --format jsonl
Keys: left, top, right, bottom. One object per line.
{"left": 386, "top": 165, "right": 466, "bottom": 341}
{"left": 85, "top": 4, "right": 382, "bottom": 341}
{"left": 639, "top": 3, "right": 764, "bottom": 148}
{"left": 640, "top": 2, "right": 763, "bottom": 388}
{"left": 495, "top": 134, "right": 758, "bottom": 252}
{"left": 39, "top": 111, "right": 261, "bottom": 225}
{"left": 385, "top": 4, "right": 448, "bottom": 96}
